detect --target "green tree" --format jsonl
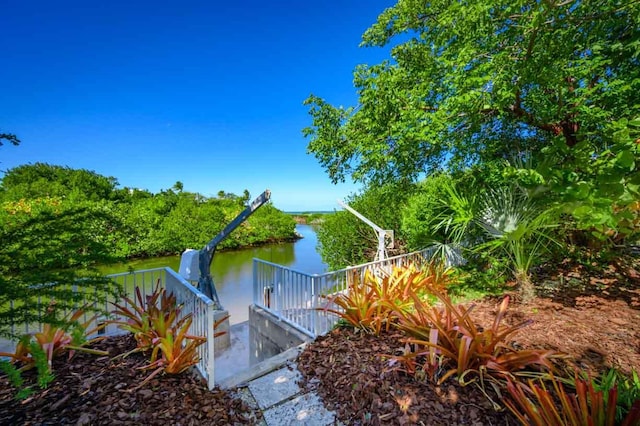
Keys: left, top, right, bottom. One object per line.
{"left": 508, "top": 117, "right": 640, "bottom": 242}
{"left": 241, "top": 189, "right": 251, "bottom": 205}
{"left": 172, "top": 181, "right": 184, "bottom": 192}
{"left": 0, "top": 198, "right": 121, "bottom": 339}
{"left": 1, "top": 163, "right": 119, "bottom": 202}
{"left": 304, "top": 0, "right": 640, "bottom": 185}
{"left": 401, "top": 173, "right": 457, "bottom": 250}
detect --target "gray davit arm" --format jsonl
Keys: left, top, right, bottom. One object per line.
{"left": 198, "top": 190, "right": 271, "bottom": 308}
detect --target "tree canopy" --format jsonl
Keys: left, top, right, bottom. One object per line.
{"left": 304, "top": 0, "right": 640, "bottom": 185}
{"left": 0, "top": 198, "right": 121, "bottom": 338}
{"left": 1, "top": 163, "right": 120, "bottom": 202}
{"left": 0, "top": 163, "right": 298, "bottom": 259}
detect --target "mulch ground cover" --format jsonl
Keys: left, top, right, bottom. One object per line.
{"left": 296, "top": 258, "right": 640, "bottom": 425}
{"left": 298, "top": 328, "right": 514, "bottom": 425}
{"left": 0, "top": 334, "right": 262, "bottom": 425}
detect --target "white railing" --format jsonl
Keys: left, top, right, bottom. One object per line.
{"left": 253, "top": 247, "right": 448, "bottom": 338}
{"left": 164, "top": 268, "right": 216, "bottom": 390}
{"left": 253, "top": 260, "right": 325, "bottom": 337}
{"left": 3, "top": 267, "right": 217, "bottom": 390}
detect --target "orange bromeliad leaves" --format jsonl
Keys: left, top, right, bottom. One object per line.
{"left": 135, "top": 313, "right": 207, "bottom": 389}
{"left": 320, "top": 263, "right": 450, "bottom": 335}
{"left": 505, "top": 373, "right": 640, "bottom": 426}
{"left": 109, "top": 280, "right": 181, "bottom": 351}
{"left": 397, "top": 291, "right": 565, "bottom": 386}
{"left": 110, "top": 281, "right": 208, "bottom": 390}
{"left": 0, "top": 306, "right": 108, "bottom": 371}
{"left": 321, "top": 268, "right": 384, "bottom": 334}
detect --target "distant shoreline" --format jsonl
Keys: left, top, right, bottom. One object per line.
{"left": 288, "top": 211, "right": 333, "bottom": 225}
{"left": 286, "top": 211, "right": 334, "bottom": 215}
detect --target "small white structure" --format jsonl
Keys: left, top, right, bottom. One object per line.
{"left": 179, "top": 249, "right": 200, "bottom": 282}
{"left": 179, "top": 248, "right": 231, "bottom": 351}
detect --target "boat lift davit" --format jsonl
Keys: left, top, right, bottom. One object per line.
{"left": 179, "top": 190, "right": 271, "bottom": 309}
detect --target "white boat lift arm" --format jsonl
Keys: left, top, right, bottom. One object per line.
{"left": 337, "top": 199, "right": 393, "bottom": 262}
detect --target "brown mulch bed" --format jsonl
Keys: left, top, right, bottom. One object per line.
{"left": 297, "top": 259, "right": 640, "bottom": 425}
{"left": 0, "top": 334, "right": 261, "bottom": 425}
{"left": 298, "top": 328, "right": 514, "bottom": 425}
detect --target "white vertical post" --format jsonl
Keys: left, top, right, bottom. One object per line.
{"left": 311, "top": 275, "right": 317, "bottom": 338}
{"left": 252, "top": 259, "right": 257, "bottom": 305}
{"left": 207, "top": 303, "right": 215, "bottom": 390}
{"left": 276, "top": 267, "right": 283, "bottom": 320}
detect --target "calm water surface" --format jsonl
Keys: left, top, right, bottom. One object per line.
{"left": 100, "top": 224, "right": 326, "bottom": 325}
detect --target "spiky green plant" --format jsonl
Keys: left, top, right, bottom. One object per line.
{"left": 592, "top": 368, "right": 640, "bottom": 424}
{"left": 476, "top": 186, "right": 560, "bottom": 302}
{"left": 0, "top": 360, "right": 32, "bottom": 400}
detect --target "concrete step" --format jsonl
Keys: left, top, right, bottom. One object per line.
{"left": 242, "top": 365, "right": 337, "bottom": 426}
{"left": 217, "top": 342, "right": 307, "bottom": 389}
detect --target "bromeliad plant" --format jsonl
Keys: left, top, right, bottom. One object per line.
{"left": 320, "top": 268, "right": 388, "bottom": 335}
{"left": 391, "top": 290, "right": 565, "bottom": 405}
{"left": 109, "top": 279, "right": 178, "bottom": 352}
{"left": 0, "top": 305, "right": 108, "bottom": 398}
{"left": 109, "top": 281, "right": 215, "bottom": 388}
{"left": 505, "top": 373, "right": 640, "bottom": 426}
{"left": 320, "top": 263, "right": 451, "bottom": 335}
{"left": 0, "top": 305, "right": 108, "bottom": 371}
{"left": 134, "top": 314, "right": 207, "bottom": 389}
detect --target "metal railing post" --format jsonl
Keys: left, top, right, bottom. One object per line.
{"left": 311, "top": 275, "right": 317, "bottom": 338}
{"left": 252, "top": 259, "right": 258, "bottom": 305}
{"left": 206, "top": 302, "right": 215, "bottom": 390}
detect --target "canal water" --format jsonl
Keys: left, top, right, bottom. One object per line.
{"left": 100, "top": 224, "right": 327, "bottom": 325}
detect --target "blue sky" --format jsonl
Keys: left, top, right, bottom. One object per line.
{"left": 0, "top": 0, "right": 396, "bottom": 211}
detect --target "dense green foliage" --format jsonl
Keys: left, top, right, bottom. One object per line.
{"left": 0, "top": 197, "right": 121, "bottom": 338}
{"left": 507, "top": 117, "right": 640, "bottom": 241}
{"left": 306, "top": 1, "right": 639, "bottom": 298}
{"left": 0, "top": 163, "right": 119, "bottom": 202}
{"left": 304, "top": 0, "right": 640, "bottom": 185}
{"left": 0, "top": 163, "right": 298, "bottom": 260}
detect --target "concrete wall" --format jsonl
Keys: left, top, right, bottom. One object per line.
{"left": 214, "top": 309, "right": 231, "bottom": 352}
{"left": 249, "top": 305, "right": 311, "bottom": 365}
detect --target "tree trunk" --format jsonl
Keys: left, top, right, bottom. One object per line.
{"left": 516, "top": 271, "right": 536, "bottom": 304}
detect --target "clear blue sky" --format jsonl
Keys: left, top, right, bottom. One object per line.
{"left": 0, "top": 0, "right": 396, "bottom": 212}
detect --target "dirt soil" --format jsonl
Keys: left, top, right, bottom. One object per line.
{"left": 0, "top": 334, "right": 262, "bottom": 425}
{"left": 296, "top": 259, "right": 640, "bottom": 425}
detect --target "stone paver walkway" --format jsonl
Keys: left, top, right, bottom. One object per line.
{"left": 219, "top": 341, "right": 338, "bottom": 425}
{"left": 228, "top": 362, "right": 337, "bottom": 426}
